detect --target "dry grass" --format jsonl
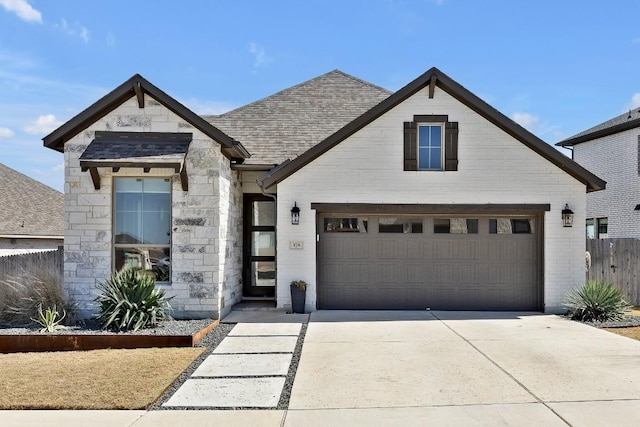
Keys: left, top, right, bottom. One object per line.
{"left": 628, "top": 306, "right": 640, "bottom": 317}
{"left": 603, "top": 307, "right": 640, "bottom": 341}
{"left": 0, "top": 347, "right": 204, "bottom": 409}
{"left": 605, "top": 327, "right": 640, "bottom": 341}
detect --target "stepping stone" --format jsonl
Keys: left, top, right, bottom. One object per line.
{"left": 164, "top": 378, "right": 285, "bottom": 408}
{"left": 193, "top": 353, "right": 293, "bottom": 377}
{"left": 213, "top": 336, "right": 298, "bottom": 354}
{"left": 229, "top": 323, "right": 302, "bottom": 337}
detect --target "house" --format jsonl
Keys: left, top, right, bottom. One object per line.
{"left": 0, "top": 163, "right": 63, "bottom": 256}
{"left": 557, "top": 109, "right": 640, "bottom": 239}
{"left": 43, "top": 68, "right": 604, "bottom": 319}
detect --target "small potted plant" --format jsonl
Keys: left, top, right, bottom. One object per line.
{"left": 290, "top": 280, "right": 308, "bottom": 314}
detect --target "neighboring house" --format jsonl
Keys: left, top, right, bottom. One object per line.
{"left": 43, "top": 67, "right": 604, "bottom": 319}
{"left": 0, "top": 163, "right": 64, "bottom": 256}
{"left": 557, "top": 109, "right": 640, "bottom": 239}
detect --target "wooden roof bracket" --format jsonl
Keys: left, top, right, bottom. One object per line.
{"left": 133, "top": 81, "right": 144, "bottom": 108}
{"left": 429, "top": 75, "right": 437, "bottom": 99}
{"left": 179, "top": 163, "right": 188, "bottom": 191}
{"left": 88, "top": 167, "right": 101, "bottom": 190}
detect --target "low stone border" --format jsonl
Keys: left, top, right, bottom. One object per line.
{"left": 0, "top": 320, "right": 219, "bottom": 353}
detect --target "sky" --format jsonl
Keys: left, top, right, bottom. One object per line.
{"left": 1, "top": 0, "right": 639, "bottom": 192}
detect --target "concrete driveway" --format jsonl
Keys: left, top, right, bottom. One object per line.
{"left": 287, "top": 311, "right": 640, "bottom": 426}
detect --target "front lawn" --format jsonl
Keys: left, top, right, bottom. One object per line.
{"left": 0, "top": 347, "right": 204, "bottom": 409}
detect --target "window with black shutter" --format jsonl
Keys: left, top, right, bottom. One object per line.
{"left": 404, "top": 115, "right": 458, "bottom": 171}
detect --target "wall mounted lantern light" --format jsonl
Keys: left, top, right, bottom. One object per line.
{"left": 561, "top": 204, "right": 574, "bottom": 227}
{"left": 291, "top": 202, "right": 300, "bottom": 225}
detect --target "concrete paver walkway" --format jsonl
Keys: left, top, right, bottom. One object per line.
{"left": 163, "top": 318, "right": 303, "bottom": 408}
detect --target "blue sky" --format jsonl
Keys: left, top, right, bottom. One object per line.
{"left": 1, "top": 0, "right": 639, "bottom": 192}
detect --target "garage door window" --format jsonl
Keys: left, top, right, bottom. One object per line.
{"left": 434, "top": 218, "right": 478, "bottom": 234}
{"left": 324, "top": 217, "right": 368, "bottom": 233}
{"left": 379, "top": 217, "right": 423, "bottom": 233}
{"left": 490, "top": 218, "right": 535, "bottom": 234}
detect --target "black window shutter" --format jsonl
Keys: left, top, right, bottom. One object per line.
{"left": 444, "top": 122, "right": 459, "bottom": 171}
{"left": 404, "top": 122, "right": 417, "bottom": 171}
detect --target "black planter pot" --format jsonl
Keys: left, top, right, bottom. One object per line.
{"left": 290, "top": 284, "right": 306, "bottom": 314}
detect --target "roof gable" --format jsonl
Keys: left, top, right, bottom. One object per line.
{"left": 204, "top": 70, "right": 391, "bottom": 165}
{"left": 0, "top": 163, "right": 63, "bottom": 237}
{"left": 260, "top": 67, "right": 605, "bottom": 192}
{"left": 557, "top": 108, "right": 640, "bottom": 147}
{"left": 42, "top": 74, "right": 249, "bottom": 160}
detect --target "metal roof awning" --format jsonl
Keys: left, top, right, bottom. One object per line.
{"left": 79, "top": 131, "right": 192, "bottom": 191}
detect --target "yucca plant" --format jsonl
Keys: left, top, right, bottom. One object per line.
{"left": 31, "top": 303, "right": 67, "bottom": 333}
{"left": 95, "top": 267, "right": 173, "bottom": 331}
{"left": 565, "top": 280, "right": 632, "bottom": 322}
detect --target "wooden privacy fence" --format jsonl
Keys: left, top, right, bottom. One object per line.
{"left": 0, "top": 247, "right": 64, "bottom": 284}
{"left": 586, "top": 239, "right": 640, "bottom": 305}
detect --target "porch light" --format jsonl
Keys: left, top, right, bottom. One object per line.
{"left": 561, "top": 204, "right": 574, "bottom": 227}
{"left": 291, "top": 202, "right": 300, "bottom": 225}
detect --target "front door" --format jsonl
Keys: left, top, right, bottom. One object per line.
{"left": 243, "top": 195, "right": 276, "bottom": 298}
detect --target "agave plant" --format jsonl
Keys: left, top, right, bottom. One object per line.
{"left": 31, "top": 303, "right": 67, "bottom": 333}
{"left": 565, "top": 280, "right": 632, "bottom": 322}
{"left": 95, "top": 267, "right": 173, "bottom": 331}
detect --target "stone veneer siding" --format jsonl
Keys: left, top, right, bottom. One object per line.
{"left": 63, "top": 96, "right": 242, "bottom": 319}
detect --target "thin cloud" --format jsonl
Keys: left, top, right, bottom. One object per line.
{"left": 633, "top": 37, "right": 640, "bottom": 44}
{"left": 249, "top": 43, "right": 274, "bottom": 67}
{"left": 512, "top": 112, "right": 540, "bottom": 131}
{"left": 0, "top": 0, "right": 41, "bottom": 23}
{"left": 106, "top": 32, "right": 115, "bottom": 47}
{"left": 23, "top": 114, "right": 63, "bottom": 135}
{"left": 630, "top": 93, "right": 640, "bottom": 109}
{"left": 0, "top": 127, "right": 15, "bottom": 138}
{"left": 54, "top": 18, "right": 90, "bottom": 44}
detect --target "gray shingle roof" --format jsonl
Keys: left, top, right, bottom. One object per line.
{"left": 0, "top": 163, "right": 63, "bottom": 237}
{"left": 79, "top": 132, "right": 191, "bottom": 168}
{"left": 203, "top": 70, "right": 392, "bottom": 165}
{"left": 558, "top": 108, "right": 640, "bottom": 146}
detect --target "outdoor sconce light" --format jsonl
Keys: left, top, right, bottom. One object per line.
{"left": 291, "top": 202, "right": 300, "bottom": 225}
{"left": 561, "top": 204, "right": 574, "bottom": 227}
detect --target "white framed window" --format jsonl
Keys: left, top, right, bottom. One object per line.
{"left": 597, "top": 217, "right": 608, "bottom": 239}
{"left": 417, "top": 124, "right": 444, "bottom": 170}
{"left": 113, "top": 177, "right": 171, "bottom": 283}
{"left": 586, "top": 218, "right": 595, "bottom": 239}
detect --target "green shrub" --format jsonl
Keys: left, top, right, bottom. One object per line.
{"left": 95, "top": 267, "right": 173, "bottom": 331}
{"left": 565, "top": 280, "right": 632, "bottom": 322}
{"left": 0, "top": 270, "right": 75, "bottom": 327}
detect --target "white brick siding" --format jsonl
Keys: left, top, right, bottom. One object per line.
{"left": 573, "top": 128, "right": 640, "bottom": 238}
{"left": 276, "top": 86, "right": 586, "bottom": 313}
{"left": 64, "top": 96, "right": 242, "bottom": 319}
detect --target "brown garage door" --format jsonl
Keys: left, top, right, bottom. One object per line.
{"left": 318, "top": 214, "right": 542, "bottom": 310}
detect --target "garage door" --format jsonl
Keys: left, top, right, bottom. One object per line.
{"left": 318, "top": 214, "right": 542, "bottom": 310}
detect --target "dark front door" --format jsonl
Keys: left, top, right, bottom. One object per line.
{"left": 243, "top": 195, "right": 276, "bottom": 298}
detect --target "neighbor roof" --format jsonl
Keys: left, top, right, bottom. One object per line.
{"left": 0, "top": 163, "right": 63, "bottom": 237}
{"left": 204, "top": 70, "right": 391, "bottom": 165}
{"left": 556, "top": 108, "right": 640, "bottom": 147}
{"left": 43, "top": 74, "right": 249, "bottom": 160}
{"left": 260, "top": 67, "right": 606, "bottom": 193}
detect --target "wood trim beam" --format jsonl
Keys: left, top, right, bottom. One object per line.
{"left": 429, "top": 75, "right": 437, "bottom": 98}
{"left": 310, "top": 203, "right": 551, "bottom": 214}
{"left": 133, "top": 82, "right": 144, "bottom": 108}
{"left": 88, "top": 167, "right": 100, "bottom": 190}
{"left": 180, "top": 165, "right": 188, "bottom": 191}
